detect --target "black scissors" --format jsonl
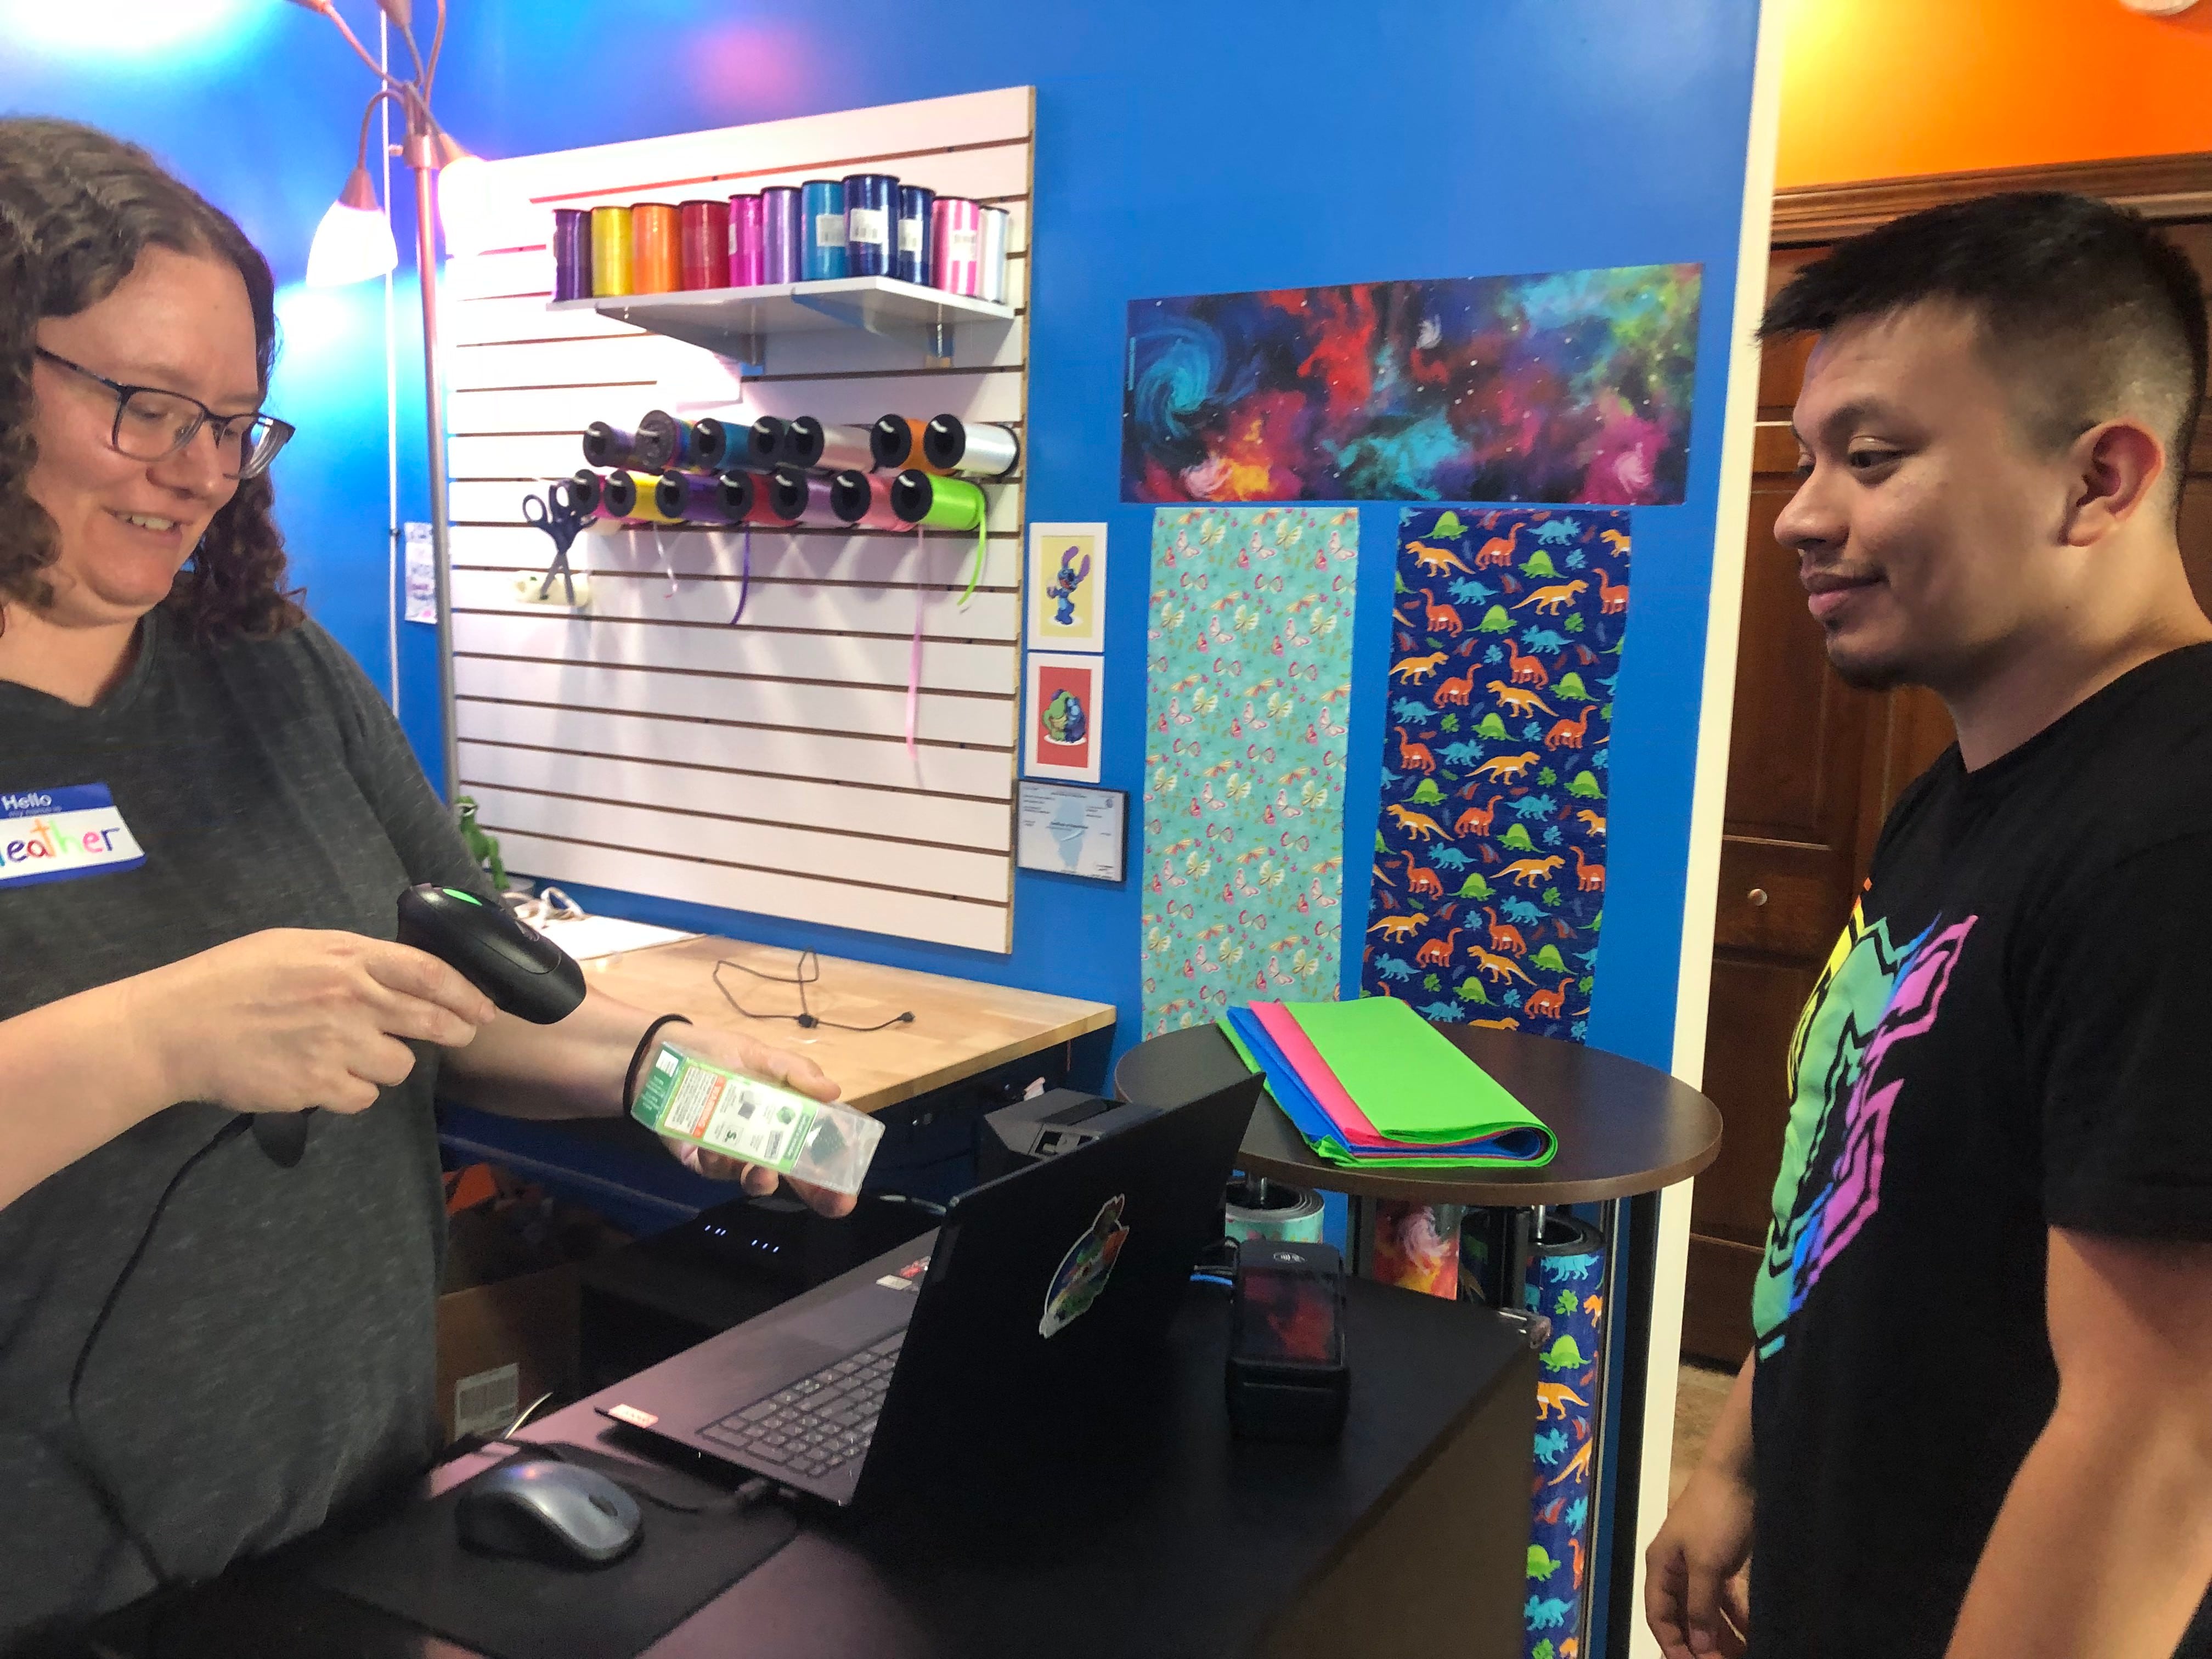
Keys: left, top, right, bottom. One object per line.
{"left": 522, "top": 479, "right": 588, "bottom": 605}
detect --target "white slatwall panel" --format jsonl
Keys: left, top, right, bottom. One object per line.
{"left": 444, "top": 88, "right": 1033, "bottom": 951}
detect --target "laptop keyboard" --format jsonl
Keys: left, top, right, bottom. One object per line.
{"left": 699, "top": 1332, "right": 905, "bottom": 1481}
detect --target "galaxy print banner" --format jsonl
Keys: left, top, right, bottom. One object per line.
{"left": 1122, "top": 266, "right": 1701, "bottom": 507}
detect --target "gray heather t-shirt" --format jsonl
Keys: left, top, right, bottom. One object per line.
{"left": 0, "top": 607, "right": 488, "bottom": 1650}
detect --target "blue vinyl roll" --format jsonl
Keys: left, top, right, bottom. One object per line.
{"left": 894, "top": 185, "right": 935, "bottom": 285}
{"left": 802, "top": 179, "right": 848, "bottom": 281}
{"left": 843, "top": 173, "right": 895, "bottom": 279}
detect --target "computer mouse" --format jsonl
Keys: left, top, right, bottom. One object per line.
{"left": 396, "top": 884, "right": 586, "bottom": 1025}
{"left": 456, "top": 1459, "right": 643, "bottom": 1567}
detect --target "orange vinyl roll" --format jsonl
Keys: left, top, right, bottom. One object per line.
{"left": 867, "top": 414, "right": 953, "bottom": 476}
{"left": 630, "top": 202, "right": 681, "bottom": 295}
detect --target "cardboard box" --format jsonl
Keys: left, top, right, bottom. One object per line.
{"left": 433, "top": 1201, "right": 587, "bottom": 1443}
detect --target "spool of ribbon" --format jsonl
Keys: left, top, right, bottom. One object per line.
{"left": 551, "top": 209, "right": 592, "bottom": 302}
{"left": 921, "top": 415, "right": 1020, "bottom": 480}
{"left": 630, "top": 202, "right": 680, "bottom": 295}
{"left": 727, "top": 194, "right": 766, "bottom": 288}
{"left": 761, "top": 186, "right": 803, "bottom": 284}
{"left": 780, "top": 417, "right": 877, "bottom": 473}
{"left": 929, "top": 198, "right": 983, "bottom": 296}
{"left": 977, "top": 206, "right": 1010, "bottom": 305}
{"left": 678, "top": 199, "right": 730, "bottom": 291}
{"left": 870, "top": 414, "right": 950, "bottom": 475}
{"left": 657, "top": 469, "right": 756, "bottom": 525}
{"left": 582, "top": 421, "right": 643, "bottom": 471}
{"left": 768, "top": 465, "right": 840, "bottom": 527}
{"left": 801, "top": 179, "right": 847, "bottom": 281}
{"left": 842, "top": 173, "right": 895, "bottom": 279}
{"left": 619, "top": 471, "right": 687, "bottom": 525}
{"left": 599, "top": 469, "right": 643, "bottom": 520}
{"left": 828, "top": 469, "right": 915, "bottom": 532}
{"left": 589, "top": 206, "right": 632, "bottom": 297}
{"left": 633, "top": 410, "right": 695, "bottom": 473}
{"left": 889, "top": 470, "right": 987, "bottom": 608}
{"left": 893, "top": 185, "right": 934, "bottom": 285}
{"left": 742, "top": 416, "right": 789, "bottom": 471}
{"left": 1222, "top": 1178, "right": 1327, "bottom": 1245}
{"left": 689, "top": 417, "right": 759, "bottom": 474}
{"left": 565, "top": 469, "right": 607, "bottom": 517}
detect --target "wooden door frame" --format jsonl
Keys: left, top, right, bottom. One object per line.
{"left": 1774, "top": 150, "right": 2212, "bottom": 244}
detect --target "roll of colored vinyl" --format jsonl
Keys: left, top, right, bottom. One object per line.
{"left": 565, "top": 469, "right": 606, "bottom": 516}
{"left": 761, "top": 186, "right": 803, "bottom": 284}
{"left": 633, "top": 409, "right": 694, "bottom": 473}
{"left": 888, "top": 468, "right": 985, "bottom": 532}
{"left": 977, "top": 206, "right": 1009, "bottom": 305}
{"left": 768, "top": 465, "right": 839, "bottom": 526}
{"left": 828, "top": 469, "right": 913, "bottom": 531}
{"left": 600, "top": 469, "right": 641, "bottom": 518}
{"left": 802, "top": 179, "right": 847, "bottom": 281}
{"left": 779, "top": 416, "right": 877, "bottom": 473}
{"left": 869, "top": 414, "right": 924, "bottom": 472}
{"left": 921, "top": 414, "right": 1020, "bottom": 479}
{"left": 743, "top": 416, "right": 789, "bottom": 470}
{"left": 930, "top": 198, "right": 982, "bottom": 296}
{"left": 842, "top": 173, "right": 895, "bottom": 279}
{"left": 679, "top": 200, "right": 730, "bottom": 291}
{"left": 689, "top": 417, "right": 747, "bottom": 473}
{"left": 618, "top": 469, "right": 686, "bottom": 524}
{"left": 893, "top": 185, "right": 934, "bottom": 285}
{"left": 551, "top": 209, "right": 592, "bottom": 302}
{"left": 590, "top": 206, "right": 632, "bottom": 296}
{"left": 657, "top": 469, "right": 755, "bottom": 524}
{"left": 582, "top": 421, "right": 642, "bottom": 470}
{"left": 727, "top": 194, "right": 766, "bottom": 287}
{"left": 630, "top": 202, "right": 680, "bottom": 295}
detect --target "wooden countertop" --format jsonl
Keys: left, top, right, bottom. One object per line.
{"left": 580, "top": 935, "right": 1116, "bottom": 1113}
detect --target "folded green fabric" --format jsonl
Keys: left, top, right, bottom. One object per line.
{"left": 1287, "top": 997, "right": 1549, "bottom": 1146}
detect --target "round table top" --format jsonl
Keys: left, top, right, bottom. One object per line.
{"left": 1113, "top": 1023, "right": 1723, "bottom": 1207}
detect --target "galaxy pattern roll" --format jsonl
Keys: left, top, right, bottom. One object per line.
{"left": 552, "top": 209, "right": 592, "bottom": 302}
{"left": 930, "top": 198, "right": 982, "bottom": 297}
{"left": 761, "top": 186, "right": 803, "bottom": 284}
{"left": 590, "top": 206, "right": 632, "bottom": 296}
{"left": 769, "top": 465, "right": 839, "bottom": 526}
{"left": 828, "top": 469, "right": 912, "bottom": 531}
{"left": 894, "top": 185, "right": 934, "bottom": 285}
{"left": 922, "top": 414, "right": 1020, "bottom": 479}
{"left": 802, "top": 179, "right": 847, "bottom": 281}
{"left": 977, "top": 206, "right": 1009, "bottom": 304}
{"left": 679, "top": 200, "right": 729, "bottom": 292}
{"left": 842, "top": 173, "right": 895, "bottom": 279}
{"left": 728, "top": 194, "right": 766, "bottom": 287}
{"left": 657, "top": 469, "right": 756, "bottom": 524}
{"left": 630, "top": 202, "right": 680, "bottom": 294}
{"left": 780, "top": 417, "right": 877, "bottom": 473}
{"left": 583, "top": 421, "right": 642, "bottom": 470}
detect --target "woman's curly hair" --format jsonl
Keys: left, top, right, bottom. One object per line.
{"left": 0, "top": 117, "right": 303, "bottom": 641}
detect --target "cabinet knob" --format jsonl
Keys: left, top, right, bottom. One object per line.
{"left": 1747, "top": 888, "right": 1769, "bottom": 907}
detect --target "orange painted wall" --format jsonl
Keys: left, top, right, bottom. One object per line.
{"left": 1778, "top": 0, "right": 2212, "bottom": 187}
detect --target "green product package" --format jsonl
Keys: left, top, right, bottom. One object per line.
{"left": 631, "top": 1040, "right": 882, "bottom": 1196}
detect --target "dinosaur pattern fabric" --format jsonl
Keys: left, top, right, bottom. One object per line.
{"left": 1358, "top": 506, "right": 1629, "bottom": 1040}
{"left": 1141, "top": 506, "right": 1359, "bottom": 1036}
{"left": 1523, "top": 1238, "right": 1604, "bottom": 1659}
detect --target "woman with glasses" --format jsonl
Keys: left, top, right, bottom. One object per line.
{"left": 0, "top": 120, "right": 848, "bottom": 1650}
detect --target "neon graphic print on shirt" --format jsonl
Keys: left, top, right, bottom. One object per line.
{"left": 1753, "top": 896, "right": 1979, "bottom": 1356}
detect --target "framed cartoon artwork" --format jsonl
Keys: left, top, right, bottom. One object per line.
{"left": 1025, "top": 522, "right": 1107, "bottom": 653}
{"left": 1024, "top": 652, "right": 1103, "bottom": 783}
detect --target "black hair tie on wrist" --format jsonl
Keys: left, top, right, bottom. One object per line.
{"left": 624, "top": 1014, "right": 693, "bottom": 1111}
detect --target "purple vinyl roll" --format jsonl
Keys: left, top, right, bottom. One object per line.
{"left": 761, "top": 185, "right": 803, "bottom": 285}
{"left": 767, "top": 465, "right": 839, "bottom": 526}
{"left": 930, "top": 198, "right": 983, "bottom": 296}
{"left": 551, "top": 208, "right": 592, "bottom": 302}
{"left": 728, "top": 194, "right": 766, "bottom": 287}
{"left": 657, "top": 469, "right": 756, "bottom": 524}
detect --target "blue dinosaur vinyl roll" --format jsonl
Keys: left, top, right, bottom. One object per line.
{"left": 802, "top": 179, "right": 847, "bottom": 281}
{"left": 893, "top": 185, "right": 934, "bottom": 285}
{"left": 1521, "top": 1212, "right": 1604, "bottom": 1659}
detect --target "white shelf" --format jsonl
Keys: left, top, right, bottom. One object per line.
{"left": 549, "top": 276, "right": 1015, "bottom": 371}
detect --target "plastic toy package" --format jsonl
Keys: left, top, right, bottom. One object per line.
{"left": 630, "top": 1040, "right": 882, "bottom": 1197}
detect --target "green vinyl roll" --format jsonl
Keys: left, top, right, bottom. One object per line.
{"left": 891, "top": 470, "right": 988, "bottom": 606}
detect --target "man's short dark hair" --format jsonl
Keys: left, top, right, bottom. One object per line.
{"left": 1761, "top": 192, "right": 2207, "bottom": 503}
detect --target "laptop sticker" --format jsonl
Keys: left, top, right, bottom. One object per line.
{"left": 0, "top": 785, "right": 145, "bottom": 889}
{"left": 1039, "top": 1194, "right": 1130, "bottom": 1338}
{"left": 877, "top": 1254, "right": 931, "bottom": 1291}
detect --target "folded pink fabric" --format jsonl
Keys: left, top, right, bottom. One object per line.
{"left": 1249, "top": 1001, "right": 1397, "bottom": 1147}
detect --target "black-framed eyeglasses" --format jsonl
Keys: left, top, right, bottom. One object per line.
{"left": 33, "top": 347, "right": 295, "bottom": 481}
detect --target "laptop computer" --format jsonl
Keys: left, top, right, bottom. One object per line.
{"left": 597, "top": 1071, "right": 1262, "bottom": 1508}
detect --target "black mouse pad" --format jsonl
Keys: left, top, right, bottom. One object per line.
{"left": 300, "top": 1444, "right": 797, "bottom": 1659}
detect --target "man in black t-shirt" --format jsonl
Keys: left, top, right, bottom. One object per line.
{"left": 1646, "top": 195, "right": 2212, "bottom": 1658}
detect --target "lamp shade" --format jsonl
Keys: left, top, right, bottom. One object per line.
{"left": 306, "top": 167, "right": 399, "bottom": 287}
{"left": 436, "top": 151, "right": 516, "bottom": 258}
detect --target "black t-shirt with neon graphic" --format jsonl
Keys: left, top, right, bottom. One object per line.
{"left": 1747, "top": 644, "right": 2212, "bottom": 1657}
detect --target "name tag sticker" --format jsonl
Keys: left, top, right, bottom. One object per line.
{"left": 0, "top": 784, "right": 146, "bottom": 888}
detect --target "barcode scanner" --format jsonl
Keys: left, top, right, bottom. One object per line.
{"left": 250, "top": 885, "right": 589, "bottom": 1167}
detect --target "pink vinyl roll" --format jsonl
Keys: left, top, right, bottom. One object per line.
{"left": 930, "top": 197, "right": 983, "bottom": 296}
{"left": 728, "top": 194, "right": 766, "bottom": 287}
{"left": 828, "top": 469, "right": 914, "bottom": 531}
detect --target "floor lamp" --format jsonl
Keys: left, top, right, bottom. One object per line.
{"left": 292, "top": 0, "right": 483, "bottom": 808}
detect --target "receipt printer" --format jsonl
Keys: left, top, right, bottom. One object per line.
{"left": 1226, "top": 1241, "right": 1350, "bottom": 1443}
{"left": 979, "top": 1089, "right": 1159, "bottom": 1181}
